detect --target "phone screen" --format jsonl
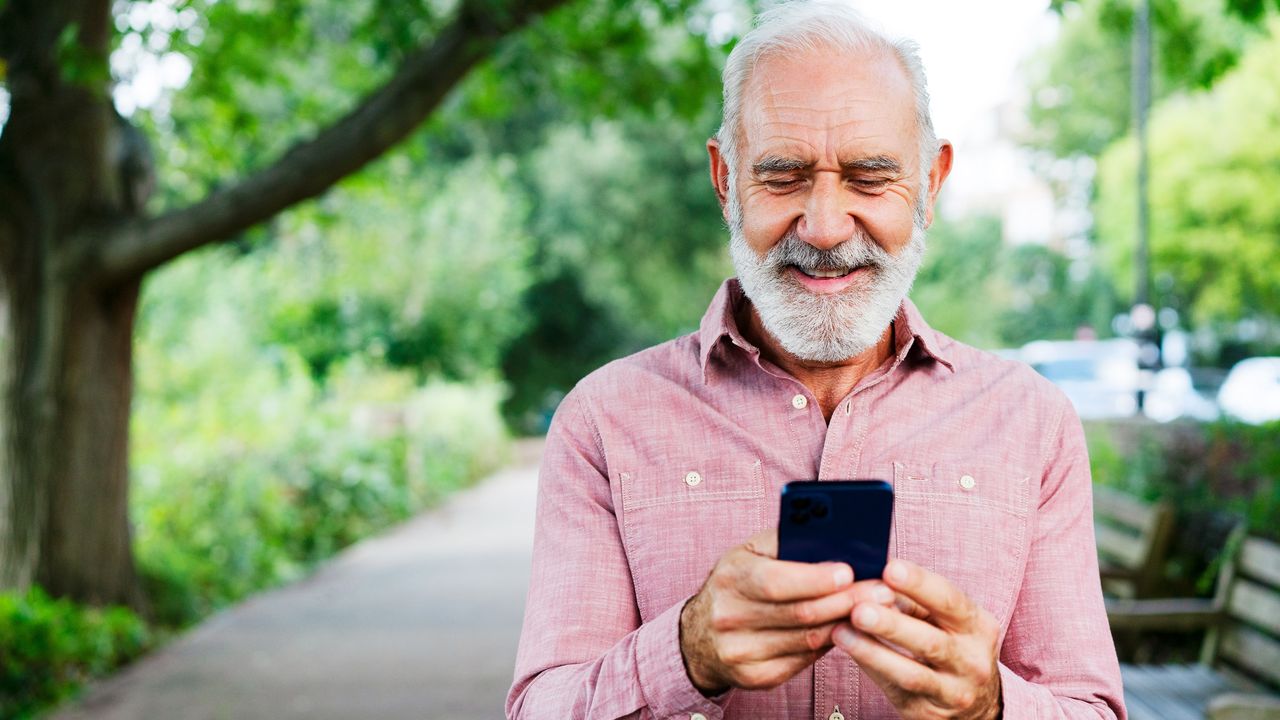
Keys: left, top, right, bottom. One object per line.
{"left": 777, "top": 480, "right": 894, "bottom": 580}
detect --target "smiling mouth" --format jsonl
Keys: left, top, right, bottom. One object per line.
{"left": 791, "top": 265, "right": 858, "bottom": 279}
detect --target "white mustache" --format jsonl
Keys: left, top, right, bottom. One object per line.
{"left": 760, "top": 230, "right": 889, "bottom": 275}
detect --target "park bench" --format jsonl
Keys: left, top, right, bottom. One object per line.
{"left": 1094, "top": 484, "right": 1175, "bottom": 599}
{"left": 1107, "top": 530, "right": 1280, "bottom": 720}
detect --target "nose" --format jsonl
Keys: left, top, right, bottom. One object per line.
{"left": 796, "top": 172, "right": 855, "bottom": 251}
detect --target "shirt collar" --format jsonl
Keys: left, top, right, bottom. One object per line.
{"left": 697, "top": 278, "right": 956, "bottom": 382}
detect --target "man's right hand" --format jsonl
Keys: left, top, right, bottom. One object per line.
{"left": 679, "top": 529, "right": 898, "bottom": 695}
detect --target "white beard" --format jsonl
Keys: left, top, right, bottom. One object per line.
{"left": 727, "top": 192, "right": 927, "bottom": 363}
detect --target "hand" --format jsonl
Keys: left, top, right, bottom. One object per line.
{"left": 679, "top": 529, "right": 899, "bottom": 695}
{"left": 833, "top": 559, "right": 1002, "bottom": 720}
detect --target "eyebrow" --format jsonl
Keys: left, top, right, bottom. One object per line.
{"left": 841, "top": 155, "right": 903, "bottom": 175}
{"left": 750, "top": 154, "right": 904, "bottom": 176}
{"left": 751, "top": 156, "right": 814, "bottom": 175}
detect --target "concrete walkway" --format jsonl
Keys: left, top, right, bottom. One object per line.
{"left": 50, "top": 443, "right": 543, "bottom": 720}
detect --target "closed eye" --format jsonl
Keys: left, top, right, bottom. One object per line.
{"left": 764, "top": 179, "right": 805, "bottom": 192}
{"left": 851, "top": 178, "right": 891, "bottom": 193}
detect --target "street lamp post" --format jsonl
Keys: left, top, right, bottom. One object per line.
{"left": 1132, "top": 0, "right": 1160, "bottom": 412}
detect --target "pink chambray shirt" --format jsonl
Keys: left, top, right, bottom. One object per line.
{"left": 508, "top": 279, "right": 1126, "bottom": 720}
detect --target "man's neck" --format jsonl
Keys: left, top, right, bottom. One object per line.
{"left": 738, "top": 302, "right": 896, "bottom": 423}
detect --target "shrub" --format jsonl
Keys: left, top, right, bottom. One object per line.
{"left": 1086, "top": 418, "right": 1280, "bottom": 594}
{"left": 0, "top": 587, "right": 150, "bottom": 719}
{"left": 132, "top": 371, "right": 511, "bottom": 627}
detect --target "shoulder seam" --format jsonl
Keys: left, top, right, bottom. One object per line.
{"left": 572, "top": 391, "right": 608, "bottom": 471}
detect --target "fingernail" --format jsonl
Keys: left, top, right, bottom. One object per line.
{"left": 855, "top": 605, "right": 879, "bottom": 628}
{"left": 872, "top": 584, "right": 894, "bottom": 604}
{"left": 887, "top": 561, "right": 908, "bottom": 583}
{"left": 833, "top": 624, "right": 858, "bottom": 649}
{"left": 833, "top": 564, "right": 853, "bottom": 587}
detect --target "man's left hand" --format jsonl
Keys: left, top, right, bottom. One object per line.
{"left": 832, "top": 559, "right": 1002, "bottom": 720}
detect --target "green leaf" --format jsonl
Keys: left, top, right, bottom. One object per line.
{"left": 55, "top": 23, "right": 110, "bottom": 92}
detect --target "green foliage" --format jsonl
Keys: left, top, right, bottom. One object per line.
{"left": 996, "top": 244, "right": 1122, "bottom": 346}
{"left": 1026, "top": 0, "right": 1260, "bottom": 159}
{"left": 134, "top": 0, "right": 725, "bottom": 210}
{"left": 1094, "top": 22, "right": 1280, "bottom": 325}
{"left": 56, "top": 23, "right": 111, "bottom": 91}
{"left": 132, "top": 244, "right": 512, "bottom": 626}
{"left": 262, "top": 155, "right": 534, "bottom": 382}
{"left": 0, "top": 588, "right": 150, "bottom": 719}
{"left": 120, "top": 0, "right": 733, "bottom": 433}
{"left": 1087, "top": 419, "right": 1280, "bottom": 592}
{"left": 1050, "top": 0, "right": 1280, "bottom": 21}
{"left": 499, "top": 115, "right": 732, "bottom": 429}
{"left": 911, "top": 214, "right": 1122, "bottom": 349}
{"left": 135, "top": 0, "right": 404, "bottom": 207}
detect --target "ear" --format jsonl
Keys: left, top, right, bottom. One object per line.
{"left": 707, "top": 137, "right": 731, "bottom": 215}
{"left": 922, "top": 140, "right": 954, "bottom": 228}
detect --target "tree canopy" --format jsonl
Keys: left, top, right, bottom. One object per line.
{"left": 1094, "top": 20, "right": 1280, "bottom": 324}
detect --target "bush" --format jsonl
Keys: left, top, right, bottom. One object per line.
{"left": 130, "top": 247, "right": 515, "bottom": 627}
{"left": 133, "top": 371, "right": 512, "bottom": 627}
{"left": 1086, "top": 418, "right": 1280, "bottom": 594}
{"left": 0, "top": 587, "right": 150, "bottom": 719}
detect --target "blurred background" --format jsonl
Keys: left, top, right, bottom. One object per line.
{"left": 1, "top": 0, "right": 1278, "bottom": 716}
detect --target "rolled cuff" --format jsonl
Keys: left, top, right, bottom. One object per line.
{"left": 635, "top": 597, "right": 734, "bottom": 719}
{"left": 997, "top": 662, "right": 1122, "bottom": 719}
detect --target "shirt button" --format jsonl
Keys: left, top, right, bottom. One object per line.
{"left": 791, "top": 394, "right": 808, "bottom": 409}
{"left": 685, "top": 471, "right": 702, "bottom": 487}
{"left": 829, "top": 706, "right": 845, "bottom": 720}
{"left": 691, "top": 714, "right": 708, "bottom": 720}
{"left": 959, "top": 474, "right": 976, "bottom": 490}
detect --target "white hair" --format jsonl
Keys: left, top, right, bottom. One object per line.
{"left": 716, "top": 1, "right": 938, "bottom": 186}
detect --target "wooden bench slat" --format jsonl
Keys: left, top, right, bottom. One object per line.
{"left": 1097, "top": 523, "right": 1148, "bottom": 568}
{"left": 1108, "top": 597, "right": 1217, "bottom": 632}
{"left": 1229, "top": 578, "right": 1280, "bottom": 636}
{"left": 1094, "top": 486, "right": 1163, "bottom": 531}
{"left": 1240, "top": 538, "right": 1280, "bottom": 589}
{"left": 1123, "top": 665, "right": 1183, "bottom": 720}
{"left": 1219, "top": 625, "right": 1280, "bottom": 688}
{"left": 1207, "top": 691, "right": 1280, "bottom": 720}
{"left": 1122, "top": 663, "right": 1237, "bottom": 720}
{"left": 1126, "top": 688, "right": 1191, "bottom": 720}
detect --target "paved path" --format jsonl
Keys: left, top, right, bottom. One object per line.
{"left": 50, "top": 444, "right": 543, "bottom": 720}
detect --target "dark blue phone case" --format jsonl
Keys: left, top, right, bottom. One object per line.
{"left": 777, "top": 480, "right": 894, "bottom": 580}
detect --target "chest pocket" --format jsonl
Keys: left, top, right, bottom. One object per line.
{"left": 892, "top": 461, "right": 1032, "bottom": 627}
{"left": 619, "top": 457, "right": 765, "bottom": 620}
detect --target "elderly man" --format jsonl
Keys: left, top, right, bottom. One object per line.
{"left": 507, "top": 3, "right": 1125, "bottom": 719}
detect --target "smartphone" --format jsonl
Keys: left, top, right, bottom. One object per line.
{"left": 777, "top": 480, "right": 894, "bottom": 580}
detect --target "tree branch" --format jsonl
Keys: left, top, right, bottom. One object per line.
{"left": 87, "top": 0, "right": 570, "bottom": 285}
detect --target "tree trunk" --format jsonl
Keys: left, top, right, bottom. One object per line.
{"left": 0, "top": 270, "right": 145, "bottom": 609}
{"left": 0, "top": 0, "right": 145, "bottom": 607}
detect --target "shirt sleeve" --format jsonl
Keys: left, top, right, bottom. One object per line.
{"left": 997, "top": 399, "right": 1128, "bottom": 719}
{"left": 506, "top": 390, "right": 732, "bottom": 720}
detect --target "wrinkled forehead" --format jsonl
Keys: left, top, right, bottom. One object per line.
{"left": 738, "top": 46, "right": 919, "bottom": 166}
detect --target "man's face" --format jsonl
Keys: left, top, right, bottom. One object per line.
{"left": 716, "top": 46, "right": 948, "bottom": 363}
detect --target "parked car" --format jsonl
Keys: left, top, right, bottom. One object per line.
{"left": 1217, "top": 357, "right": 1280, "bottom": 424}
{"left": 1021, "top": 339, "right": 1141, "bottom": 420}
{"left": 1142, "top": 367, "right": 1220, "bottom": 423}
